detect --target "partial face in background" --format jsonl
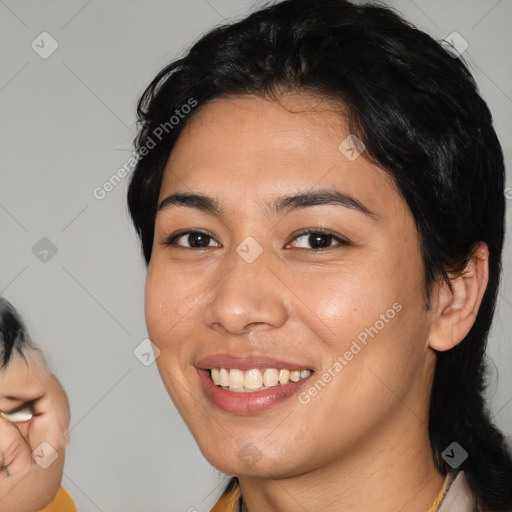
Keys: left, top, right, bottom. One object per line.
{"left": 0, "top": 348, "right": 71, "bottom": 512}
{"left": 0, "top": 349, "right": 70, "bottom": 440}
{"left": 144, "top": 92, "right": 435, "bottom": 477}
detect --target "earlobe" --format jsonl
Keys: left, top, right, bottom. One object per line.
{"left": 428, "top": 242, "right": 489, "bottom": 352}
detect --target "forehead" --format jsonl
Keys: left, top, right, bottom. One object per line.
{"left": 0, "top": 350, "right": 50, "bottom": 415}
{"left": 0, "top": 349, "right": 46, "bottom": 386}
{"left": 159, "top": 92, "right": 402, "bottom": 219}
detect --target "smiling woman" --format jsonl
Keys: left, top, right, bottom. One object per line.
{"left": 127, "top": 0, "right": 512, "bottom": 510}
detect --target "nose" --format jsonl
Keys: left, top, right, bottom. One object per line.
{"left": 201, "top": 246, "right": 288, "bottom": 336}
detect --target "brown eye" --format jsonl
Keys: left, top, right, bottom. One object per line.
{"left": 163, "top": 230, "right": 221, "bottom": 249}
{"left": 288, "top": 230, "right": 350, "bottom": 250}
{"left": 161, "top": 229, "right": 349, "bottom": 251}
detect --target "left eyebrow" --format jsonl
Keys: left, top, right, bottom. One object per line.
{"left": 157, "top": 188, "right": 379, "bottom": 220}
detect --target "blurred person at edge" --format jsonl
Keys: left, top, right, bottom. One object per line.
{"left": 0, "top": 297, "right": 76, "bottom": 512}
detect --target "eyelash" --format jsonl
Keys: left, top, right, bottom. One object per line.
{"left": 161, "top": 228, "right": 350, "bottom": 251}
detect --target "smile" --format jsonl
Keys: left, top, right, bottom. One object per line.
{"left": 210, "top": 367, "right": 312, "bottom": 392}
{"left": 196, "top": 354, "right": 315, "bottom": 414}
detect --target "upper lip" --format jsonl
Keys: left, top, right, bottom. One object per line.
{"left": 196, "top": 353, "right": 314, "bottom": 371}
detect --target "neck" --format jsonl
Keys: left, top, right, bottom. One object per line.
{"left": 238, "top": 411, "right": 445, "bottom": 512}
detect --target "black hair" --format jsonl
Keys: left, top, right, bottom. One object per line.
{"left": 0, "top": 297, "right": 35, "bottom": 370}
{"left": 127, "top": 0, "right": 512, "bottom": 508}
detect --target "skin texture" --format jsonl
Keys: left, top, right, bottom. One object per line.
{"left": 145, "top": 92, "right": 489, "bottom": 511}
{"left": 0, "top": 350, "right": 71, "bottom": 512}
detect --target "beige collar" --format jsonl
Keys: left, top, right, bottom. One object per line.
{"left": 211, "top": 471, "right": 477, "bottom": 512}
{"left": 427, "top": 472, "right": 455, "bottom": 512}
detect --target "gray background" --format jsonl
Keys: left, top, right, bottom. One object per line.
{"left": 0, "top": 0, "right": 510, "bottom": 510}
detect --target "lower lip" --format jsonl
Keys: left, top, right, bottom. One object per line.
{"left": 197, "top": 369, "right": 313, "bottom": 415}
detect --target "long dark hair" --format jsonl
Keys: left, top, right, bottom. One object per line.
{"left": 127, "top": 0, "right": 512, "bottom": 508}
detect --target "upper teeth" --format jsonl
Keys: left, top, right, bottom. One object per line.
{"left": 210, "top": 368, "right": 312, "bottom": 391}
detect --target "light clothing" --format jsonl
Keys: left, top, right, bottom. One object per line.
{"left": 438, "top": 471, "right": 479, "bottom": 512}
{"left": 211, "top": 471, "right": 481, "bottom": 512}
{"left": 38, "top": 470, "right": 482, "bottom": 512}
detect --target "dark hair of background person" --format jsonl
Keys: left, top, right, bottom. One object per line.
{"left": 127, "top": 0, "right": 512, "bottom": 508}
{"left": 0, "top": 297, "right": 34, "bottom": 370}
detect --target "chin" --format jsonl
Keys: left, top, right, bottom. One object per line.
{"left": 199, "top": 440, "right": 303, "bottom": 478}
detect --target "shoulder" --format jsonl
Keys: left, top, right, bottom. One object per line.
{"left": 37, "top": 486, "right": 77, "bottom": 512}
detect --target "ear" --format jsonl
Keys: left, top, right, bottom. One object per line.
{"left": 428, "top": 242, "right": 489, "bottom": 352}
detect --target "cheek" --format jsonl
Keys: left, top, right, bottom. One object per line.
{"left": 144, "top": 270, "right": 165, "bottom": 340}
{"left": 144, "top": 262, "right": 194, "bottom": 339}
{"left": 302, "top": 262, "right": 398, "bottom": 340}
{"left": 144, "top": 261, "right": 209, "bottom": 385}
{"left": 300, "top": 250, "right": 426, "bottom": 396}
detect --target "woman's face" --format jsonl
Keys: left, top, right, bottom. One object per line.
{"left": 145, "top": 92, "right": 436, "bottom": 477}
